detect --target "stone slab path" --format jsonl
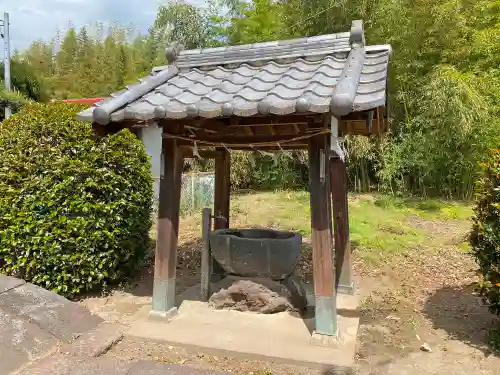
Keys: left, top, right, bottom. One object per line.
{"left": 0, "top": 276, "right": 229, "bottom": 375}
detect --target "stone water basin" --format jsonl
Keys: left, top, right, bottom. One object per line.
{"left": 209, "top": 228, "right": 302, "bottom": 280}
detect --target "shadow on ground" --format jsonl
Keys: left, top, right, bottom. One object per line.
{"left": 423, "top": 283, "right": 499, "bottom": 355}
{"left": 321, "top": 367, "right": 355, "bottom": 375}
{"left": 356, "top": 299, "right": 423, "bottom": 366}
{"left": 119, "top": 239, "right": 203, "bottom": 298}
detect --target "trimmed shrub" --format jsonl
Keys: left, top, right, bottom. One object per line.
{"left": 471, "top": 149, "right": 500, "bottom": 315}
{"left": 0, "top": 103, "right": 153, "bottom": 296}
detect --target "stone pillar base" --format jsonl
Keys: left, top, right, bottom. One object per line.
{"left": 337, "top": 281, "right": 356, "bottom": 295}
{"left": 311, "top": 330, "right": 342, "bottom": 347}
{"left": 148, "top": 307, "right": 178, "bottom": 322}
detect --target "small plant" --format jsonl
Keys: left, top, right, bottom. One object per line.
{"left": 470, "top": 149, "right": 500, "bottom": 315}
{"left": 0, "top": 103, "right": 153, "bottom": 296}
{"left": 489, "top": 328, "right": 500, "bottom": 353}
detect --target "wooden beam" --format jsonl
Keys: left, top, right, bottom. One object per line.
{"left": 180, "top": 147, "right": 219, "bottom": 159}
{"left": 375, "top": 107, "right": 381, "bottom": 136}
{"left": 221, "top": 144, "right": 308, "bottom": 151}
{"left": 164, "top": 132, "right": 311, "bottom": 146}
{"left": 92, "top": 124, "right": 106, "bottom": 137}
{"left": 151, "top": 137, "right": 183, "bottom": 317}
{"left": 185, "top": 125, "right": 218, "bottom": 134}
{"left": 229, "top": 122, "right": 307, "bottom": 129}
{"left": 166, "top": 114, "right": 320, "bottom": 129}
{"left": 342, "top": 120, "right": 370, "bottom": 135}
{"left": 331, "top": 156, "right": 353, "bottom": 294}
{"left": 176, "top": 140, "right": 307, "bottom": 151}
{"left": 244, "top": 126, "right": 254, "bottom": 136}
{"left": 308, "top": 135, "right": 336, "bottom": 336}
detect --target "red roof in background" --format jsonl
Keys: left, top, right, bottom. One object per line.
{"left": 61, "top": 98, "right": 104, "bottom": 105}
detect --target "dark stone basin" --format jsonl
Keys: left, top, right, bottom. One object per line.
{"left": 209, "top": 228, "right": 302, "bottom": 280}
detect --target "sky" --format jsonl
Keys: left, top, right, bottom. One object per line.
{"left": 0, "top": 0, "right": 206, "bottom": 52}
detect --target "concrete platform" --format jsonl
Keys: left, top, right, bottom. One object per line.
{"left": 126, "top": 281, "right": 360, "bottom": 369}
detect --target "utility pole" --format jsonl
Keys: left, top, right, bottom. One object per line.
{"left": 1, "top": 12, "right": 11, "bottom": 118}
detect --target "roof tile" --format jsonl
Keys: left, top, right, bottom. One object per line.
{"left": 78, "top": 21, "right": 390, "bottom": 124}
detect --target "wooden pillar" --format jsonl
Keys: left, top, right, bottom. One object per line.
{"left": 201, "top": 208, "right": 213, "bottom": 301}
{"left": 214, "top": 149, "right": 231, "bottom": 229}
{"left": 309, "top": 135, "right": 337, "bottom": 336}
{"left": 92, "top": 124, "right": 106, "bottom": 137}
{"left": 212, "top": 149, "right": 230, "bottom": 280}
{"left": 150, "top": 137, "right": 183, "bottom": 318}
{"left": 331, "top": 156, "right": 353, "bottom": 294}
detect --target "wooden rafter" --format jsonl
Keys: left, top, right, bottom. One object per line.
{"left": 100, "top": 106, "right": 389, "bottom": 141}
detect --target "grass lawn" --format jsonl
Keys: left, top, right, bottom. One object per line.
{"left": 180, "top": 190, "right": 472, "bottom": 267}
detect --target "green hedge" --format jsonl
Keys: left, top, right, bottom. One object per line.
{"left": 471, "top": 149, "right": 500, "bottom": 315}
{"left": 0, "top": 103, "right": 153, "bottom": 296}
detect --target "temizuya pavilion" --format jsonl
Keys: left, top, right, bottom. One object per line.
{"left": 78, "top": 20, "right": 391, "bottom": 338}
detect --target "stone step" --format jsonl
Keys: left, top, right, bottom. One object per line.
{"left": 127, "top": 361, "right": 234, "bottom": 375}
{"left": 16, "top": 356, "right": 231, "bottom": 375}
{"left": 15, "top": 355, "right": 131, "bottom": 375}
{"left": 0, "top": 276, "right": 104, "bottom": 375}
{"left": 0, "top": 278, "right": 103, "bottom": 342}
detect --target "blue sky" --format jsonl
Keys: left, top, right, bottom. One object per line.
{"left": 0, "top": 0, "right": 206, "bottom": 52}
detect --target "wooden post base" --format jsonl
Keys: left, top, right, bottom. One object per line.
{"left": 309, "top": 135, "right": 337, "bottom": 337}
{"left": 151, "top": 278, "right": 177, "bottom": 313}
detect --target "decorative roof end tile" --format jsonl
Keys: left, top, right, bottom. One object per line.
{"left": 330, "top": 20, "right": 367, "bottom": 116}
{"left": 165, "top": 42, "right": 183, "bottom": 64}
{"left": 349, "top": 20, "right": 365, "bottom": 46}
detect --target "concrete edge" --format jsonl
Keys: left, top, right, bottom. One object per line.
{"left": 62, "top": 322, "right": 124, "bottom": 358}
{"left": 123, "top": 334, "right": 355, "bottom": 370}
{"left": 0, "top": 275, "right": 26, "bottom": 295}
{"left": 148, "top": 307, "right": 178, "bottom": 322}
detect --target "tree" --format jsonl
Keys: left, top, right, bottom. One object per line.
{"left": 153, "top": 0, "right": 217, "bottom": 49}
{"left": 223, "top": 0, "right": 286, "bottom": 44}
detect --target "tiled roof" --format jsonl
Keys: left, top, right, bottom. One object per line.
{"left": 79, "top": 20, "right": 390, "bottom": 125}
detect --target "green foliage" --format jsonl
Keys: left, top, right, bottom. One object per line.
{"left": 0, "top": 59, "right": 49, "bottom": 102}
{"left": 186, "top": 150, "right": 308, "bottom": 191}
{"left": 218, "top": 0, "right": 286, "bottom": 44}
{"left": 489, "top": 328, "right": 500, "bottom": 353}
{"left": 230, "top": 151, "right": 308, "bottom": 190}
{"left": 470, "top": 150, "right": 500, "bottom": 315}
{"left": 0, "top": 87, "right": 30, "bottom": 113}
{"left": 0, "top": 103, "right": 153, "bottom": 296}
{"left": 379, "top": 66, "right": 499, "bottom": 199}
{"left": 154, "top": 0, "right": 219, "bottom": 49}
{"left": 345, "top": 136, "right": 380, "bottom": 193}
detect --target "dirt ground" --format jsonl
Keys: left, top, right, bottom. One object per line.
{"left": 80, "top": 194, "right": 500, "bottom": 375}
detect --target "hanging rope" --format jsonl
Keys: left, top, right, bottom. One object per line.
{"left": 163, "top": 128, "right": 331, "bottom": 150}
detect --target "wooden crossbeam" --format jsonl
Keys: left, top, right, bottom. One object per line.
{"left": 163, "top": 132, "right": 323, "bottom": 146}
